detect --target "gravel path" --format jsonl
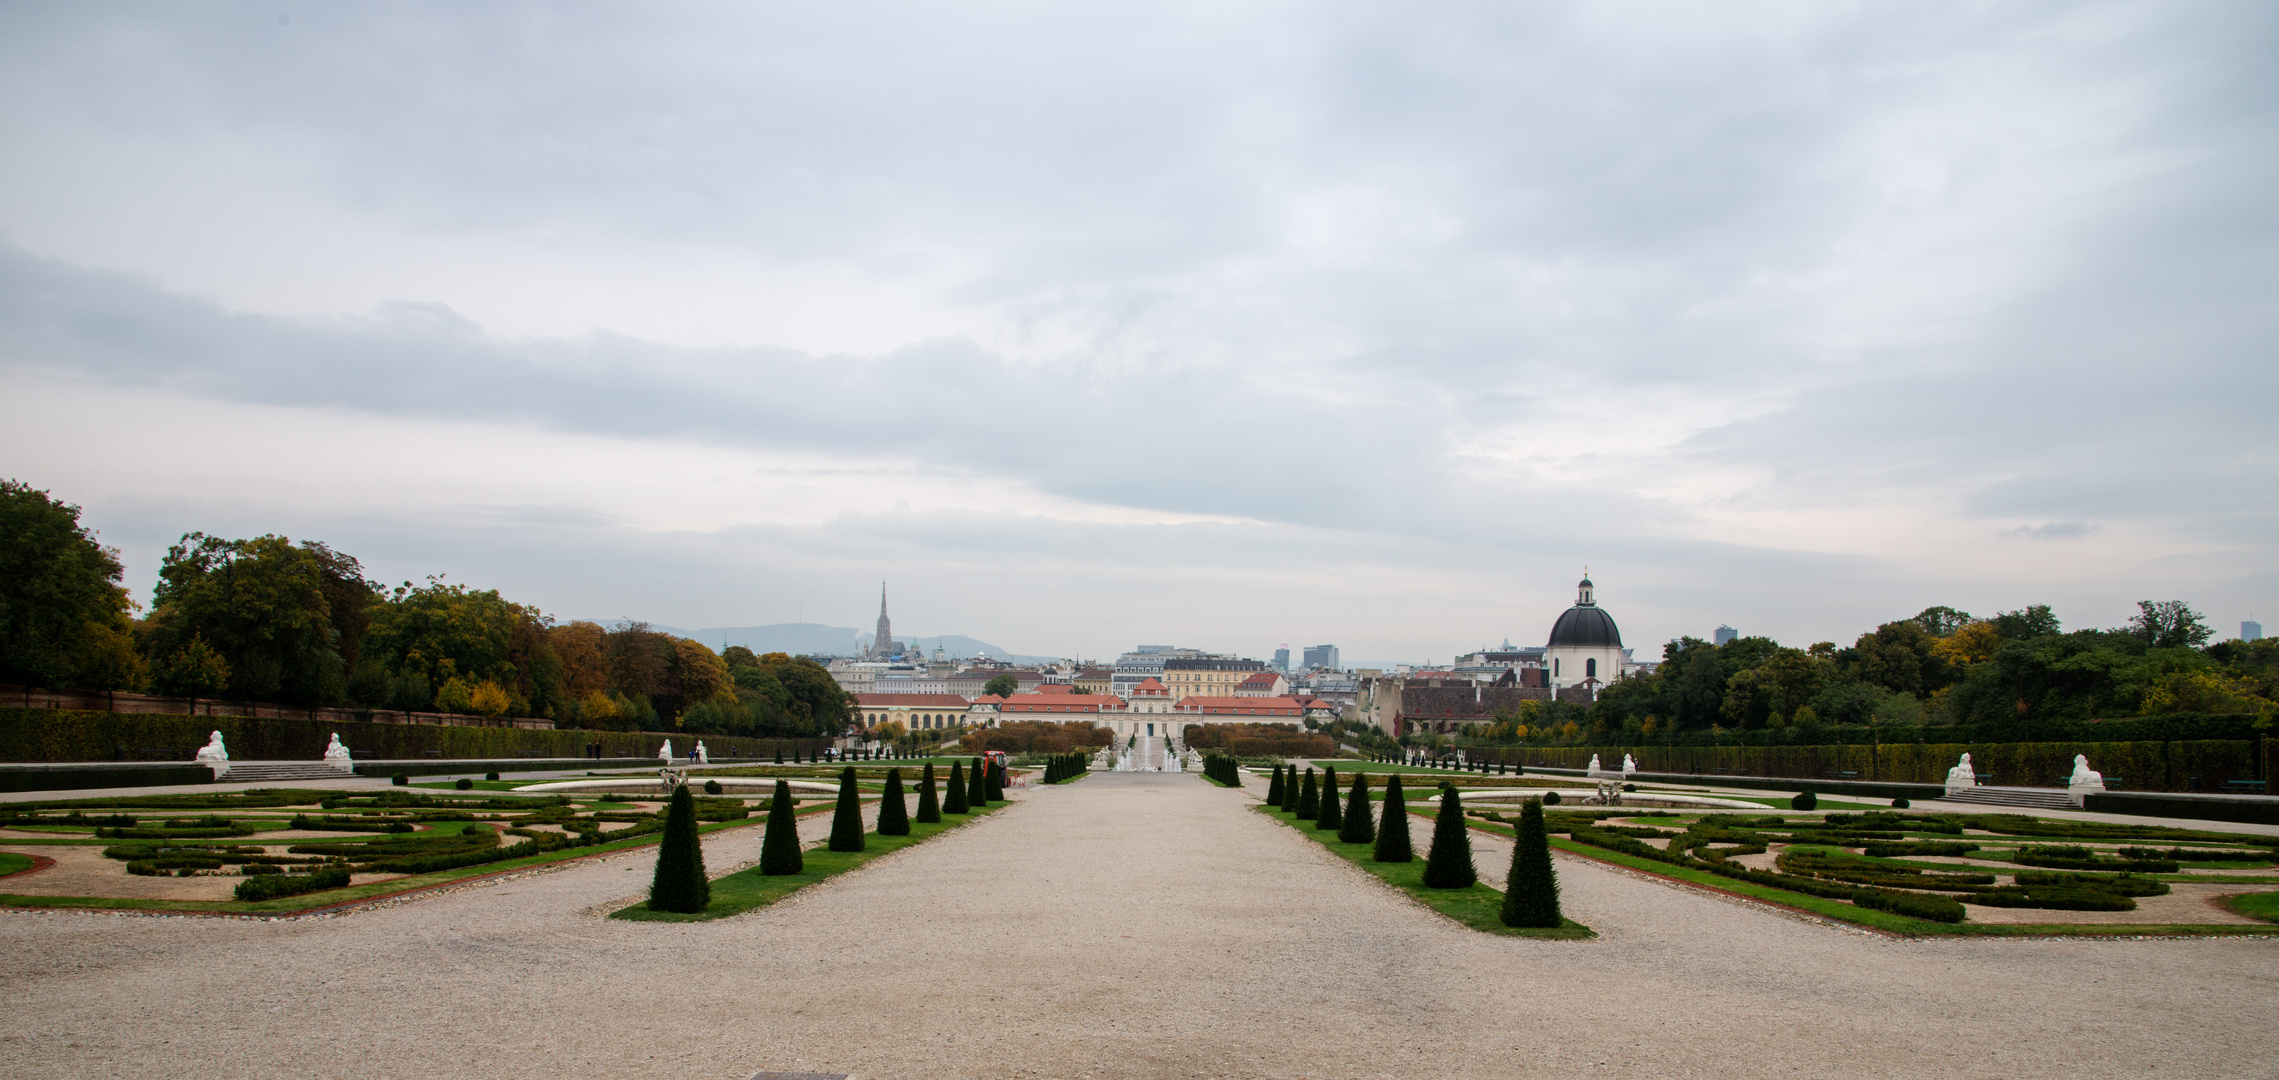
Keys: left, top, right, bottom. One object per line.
{"left": 3, "top": 772, "right": 2275, "bottom": 1079}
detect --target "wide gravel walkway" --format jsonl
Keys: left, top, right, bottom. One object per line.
{"left": 3, "top": 772, "right": 2275, "bottom": 1079}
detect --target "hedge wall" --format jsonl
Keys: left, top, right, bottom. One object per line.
{"left": 1480, "top": 739, "right": 2263, "bottom": 793}
{"left": 0, "top": 708, "right": 828, "bottom": 764}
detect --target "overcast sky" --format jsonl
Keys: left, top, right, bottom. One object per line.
{"left": 2, "top": 1, "right": 2273, "bottom": 663}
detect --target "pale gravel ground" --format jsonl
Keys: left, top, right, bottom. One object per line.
{"left": 5, "top": 773, "right": 2278, "bottom": 1080}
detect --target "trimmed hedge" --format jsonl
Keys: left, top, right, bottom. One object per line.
{"left": 234, "top": 866, "right": 351, "bottom": 902}
{"left": 0, "top": 706, "right": 825, "bottom": 764}
{"left": 1475, "top": 734, "right": 2264, "bottom": 793}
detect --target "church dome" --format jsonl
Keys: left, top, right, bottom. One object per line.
{"left": 1547, "top": 576, "right": 1622, "bottom": 648}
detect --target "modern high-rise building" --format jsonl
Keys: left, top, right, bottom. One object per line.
{"left": 1713, "top": 625, "right": 1738, "bottom": 646}
{"left": 2245, "top": 619, "right": 2265, "bottom": 642}
{"left": 1273, "top": 645, "right": 1290, "bottom": 672}
{"left": 1302, "top": 644, "right": 1340, "bottom": 671}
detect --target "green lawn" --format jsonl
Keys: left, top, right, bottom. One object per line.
{"left": 1254, "top": 805, "right": 1591, "bottom": 939}
{"left": 2223, "top": 891, "right": 2279, "bottom": 923}
{"left": 611, "top": 801, "right": 1006, "bottom": 922}
{"left": 0, "top": 852, "right": 34, "bottom": 877}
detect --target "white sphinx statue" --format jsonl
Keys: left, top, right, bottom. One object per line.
{"left": 2068, "top": 754, "right": 2106, "bottom": 792}
{"left": 1622, "top": 753, "right": 1638, "bottom": 775}
{"left": 322, "top": 733, "right": 353, "bottom": 770}
{"left": 1587, "top": 753, "right": 1603, "bottom": 774}
{"left": 658, "top": 739, "right": 674, "bottom": 762}
{"left": 695, "top": 741, "right": 710, "bottom": 764}
{"left": 1945, "top": 752, "right": 1976, "bottom": 792}
{"left": 194, "top": 730, "right": 229, "bottom": 763}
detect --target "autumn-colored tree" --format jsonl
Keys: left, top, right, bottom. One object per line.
{"left": 469, "top": 679, "right": 512, "bottom": 716}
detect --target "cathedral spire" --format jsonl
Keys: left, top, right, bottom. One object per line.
{"left": 872, "top": 582, "right": 895, "bottom": 657}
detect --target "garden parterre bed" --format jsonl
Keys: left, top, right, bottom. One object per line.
{"left": 1454, "top": 804, "right": 2279, "bottom": 935}
{"left": 0, "top": 786, "right": 806, "bottom": 913}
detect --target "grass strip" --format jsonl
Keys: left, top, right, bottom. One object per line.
{"left": 1253, "top": 804, "right": 1591, "bottom": 939}
{"left": 2220, "top": 891, "right": 2279, "bottom": 923}
{"left": 0, "top": 852, "right": 34, "bottom": 877}
{"left": 611, "top": 801, "right": 1005, "bottom": 922}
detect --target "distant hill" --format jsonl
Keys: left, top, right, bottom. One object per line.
{"left": 586, "top": 620, "right": 1055, "bottom": 665}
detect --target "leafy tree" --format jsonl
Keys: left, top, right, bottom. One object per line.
{"left": 1373, "top": 774, "right": 1413, "bottom": 862}
{"left": 2129, "top": 600, "right": 2212, "bottom": 650}
{"left": 1338, "top": 772, "right": 1374, "bottom": 844}
{"left": 158, "top": 634, "right": 231, "bottom": 702}
{"left": 916, "top": 762, "right": 942, "bottom": 823}
{"left": 828, "top": 766, "right": 865, "bottom": 852}
{"left": 0, "top": 481, "right": 137, "bottom": 689}
{"left": 1499, "top": 799, "right": 1561, "bottom": 928}
{"left": 1840, "top": 620, "right": 1954, "bottom": 697}
{"left": 983, "top": 673, "right": 1019, "bottom": 698}
{"left": 759, "top": 779, "right": 803, "bottom": 875}
{"left": 1990, "top": 604, "right": 2062, "bottom": 640}
{"left": 1420, "top": 784, "right": 1476, "bottom": 888}
{"left": 469, "top": 680, "right": 511, "bottom": 716}
{"left": 1912, "top": 606, "right": 1975, "bottom": 636}
{"left": 647, "top": 784, "right": 711, "bottom": 913}
{"left": 146, "top": 532, "right": 362, "bottom": 704}
{"left": 877, "top": 768, "right": 910, "bottom": 836}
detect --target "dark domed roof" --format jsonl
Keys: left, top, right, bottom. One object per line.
{"left": 1549, "top": 604, "right": 1622, "bottom": 648}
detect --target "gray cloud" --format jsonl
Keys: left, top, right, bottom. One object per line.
{"left": 2, "top": 1, "right": 2275, "bottom": 653}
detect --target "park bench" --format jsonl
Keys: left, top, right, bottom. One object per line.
{"left": 423, "top": 750, "right": 444, "bottom": 759}
{"left": 2222, "top": 779, "right": 2266, "bottom": 795}
{"left": 1820, "top": 770, "right": 1860, "bottom": 780}
{"left": 133, "top": 748, "right": 174, "bottom": 760}
{"left": 514, "top": 751, "right": 546, "bottom": 758}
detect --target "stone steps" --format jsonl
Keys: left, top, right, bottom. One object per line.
{"left": 1940, "top": 786, "right": 2077, "bottom": 810}
{"left": 217, "top": 762, "right": 354, "bottom": 783}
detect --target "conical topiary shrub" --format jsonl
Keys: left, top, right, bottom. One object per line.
{"left": 1420, "top": 784, "right": 1476, "bottom": 888}
{"left": 647, "top": 783, "right": 711, "bottom": 912}
{"left": 985, "top": 758, "right": 1005, "bottom": 802}
{"left": 773, "top": 748, "right": 784, "bottom": 764}
{"left": 1374, "top": 773, "right": 1413, "bottom": 862}
{"left": 760, "top": 778, "right": 803, "bottom": 876}
{"left": 916, "top": 762, "right": 942, "bottom": 823}
{"left": 1280, "top": 765, "right": 1302, "bottom": 812}
{"left": 1339, "top": 771, "right": 1374, "bottom": 844}
{"left": 1295, "top": 768, "right": 1319, "bottom": 818}
{"left": 944, "top": 761, "right": 970, "bottom": 814}
{"left": 1265, "top": 764, "right": 1285, "bottom": 806}
{"left": 967, "top": 757, "right": 988, "bottom": 807}
{"left": 1499, "top": 798, "right": 1562, "bottom": 928}
{"left": 877, "top": 767, "right": 910, "bottom": 836}
{"left": 1315, "top": 766, "right": 1343, "bottom": 831}
{"left": 828, "top": 766, "right": 865, "bottom": 852}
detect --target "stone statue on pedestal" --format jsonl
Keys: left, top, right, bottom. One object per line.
{"left": 1945, "top": 753, "right": 1976, "bottom": 791}
{"left": 658, "top": 739, "right": 674, "bottom": 761}
{"left": 2068, "top": 755, "right": 2105, "bottom": 792}
{"left": 194, "top": 731, "right": 228, "bottom": 763}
